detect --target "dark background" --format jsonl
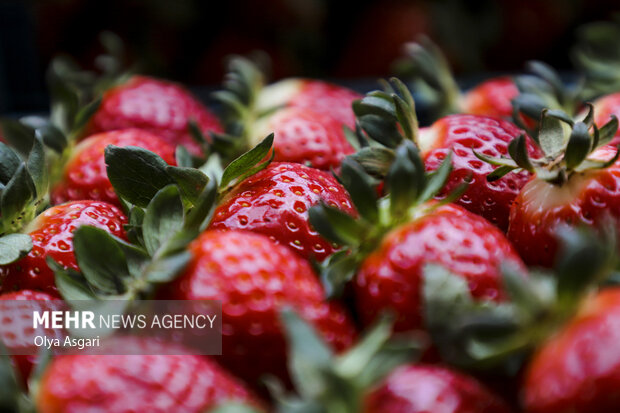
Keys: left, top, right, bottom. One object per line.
{"left": 1, "top": 0, "right": 619, "bottom": 114}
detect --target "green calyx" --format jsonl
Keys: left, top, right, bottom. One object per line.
{"left": 477, "top": 105, "right": 619, "bottom": 186}
{"left": 512, "top": 61, "right": 584, "bottom": 138}
{"left": 211, "top": 54, "right": 271, "bottom": 161}
{"left": 50, "top": 134, "right": 274, "bottom": 305}
{"left": 572, "top": 15, "right": 620, "bottom": 99}
{"left": 394, "top": 36, "right": 462, "bottom": 120}
{"left": 309, "top": 140, "right": 461, "bottom": 297}
{"left": 0, "top": 130, "right": 51, "bottom": 264}
{"left": 270, "top": 310, "right": 422, "bottom": 413}
{"left": 423, "top": 224, "right": 618, "bottom": 374}
{"left": 310, "top": 78, "right": 466, "bottom": 297}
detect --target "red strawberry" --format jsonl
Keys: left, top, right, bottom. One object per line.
{"left": 355, "top": 203, "right": 524, "bottom": 331}
{"left": 593, "top": 92, "right": 620, "bottom": 145}
{"left": 269, "top": 78, "right": 362, "bottom": 130}
{"left": 499, "top": 105, "right": 620, "bottom": 267}
{"left": 210, "top": 162, "right": 356, "bottom": 261}
{"left": 36, "top": 338, "right": 264, "bottom": 413}
{"left": 84, "top": 75, "right": 223, "bottom": 156}
{"left": 0, "top": 290, "right": 62, "bottom": 385}
{"left": 0, "top": 201, "right": 128, "bottom": 295}
{"left": 51, "top": 129, "right": 177, "bottom": 207}
{"left": 254, "top": 107, "right": 354, "bottom": 170}
{"left": 523, "top": 288, "right": 620, "bottom": 413}
{"left": 461, "top": 77, "right": 519, "bottom": 120}
{"left": 420, "top": 114, "right": 534, "bottom": 231}
{"left": 363, "top": 364, "right": 511, "bottom": 413}
{"left": 164, "top": 230, "right": 356, "bottom": 388}
{"left": 216, "top": 59, "right": 360, "bottom": 170}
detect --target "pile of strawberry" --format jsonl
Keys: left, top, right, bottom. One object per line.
{"left": 2, "top": 24, "right": 620, "bottom": 413}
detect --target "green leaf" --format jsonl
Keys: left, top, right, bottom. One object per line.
{"left": 353, "top": 93, "right": 397, "bottom": 119}
{"left": 143, "top": 185, "right": 185, "bottom": 256}
{"left": 0, "top": 143, "right": 21, "bottom": 185}
{"left": 187, "top": 120, "right": 208, "bottom": 146}
{"left": 486, "top": 165, "right": 518, "bottom": 182}
{"left": 27, "top": 136, "right": 48, "bottom": 198}
{"left": 308, "top": 203, "right": 365, "bottom": 247}
{"left": 48, "top": 257, "right": 97, "bottom": 301}
{"left": 105, "top": 145, "right": 175, "bottom": 207}
{"left": 73, "top": 226, "right": 130, "bottom": 294}
{"left": 73, "top": 97, "right": 102, "bottom": 132}
{"left": 565, "top": 122, "right": 592, "bottom": 169}
{"left": 144, "top": 251, "right": 191, "bottom": 283}
{"left": 419, "top": 151, "right": 452, "bottom": 203}
{"left": 423, "top": 264, "right": 475, "bottom": 331}
{"left": 597, "top": 115, "right": 619, "bottom": 148}
{"left": 319, "top": 251, "right": 361, "bottom": 298}
{"left": 387, "top": 142, "right": 424, "bottom": 217}
{"left": 280, "top": 309, "right": 333, "bottom": 400}
{"left": 0, "top": 234, "right": 32, "bottom": 265}
{"left": 539, "top": 111, "right": 568, "bottom": 157}
{"left": 350, "top": 147, "right": 395, "bottom": 178}
{"left": 184, "top": 179, "right": 218, "bottom": 232}
{"left": 208, "top": 403, "right": 263, "bottom": 413}
{"left": 0, "top": 163, "right": 34, "bottom": 223}
{"left": 338, "top": 158, "right": 378, "bottom": 223}
{"left": 507, "top": 135, "right": 534, "bottom": 173}
{"left": 165, "top": 166, "right": 209, "bottom": 205}
{"left": 220, "top": 134, "right": 274, "bottom": 191}
{"left": 357, "top": 115, "right": 403, "bottom": 148}
{"left": 175, "top": 145, "right": 194, "bottom": 168}
{"left": 0, "top": 119, "right": 36, "bottom": 158}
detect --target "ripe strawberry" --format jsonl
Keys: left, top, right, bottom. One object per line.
{"left": 355, "top": 203, "right": 524, "bottom": 331}
{"left": 252, "top": 107, "right": 354, "bottom": 171}
{"left": 352, "top": 79, "right": 533, "bottom": 231}
{"left": 0, "top": 290, "right": 62, "bottom": 385}
{"left": 484, "top": 107, "right": 620, "bottom": 267}
{"left": 36, "top": 338, "right": 264, "bottom": 413}
{"left": 310, "top": 138, "right": 525, "bottom": 333}
{"left": 363, "top": 365, "right": 511, "bottom": 413}
{"left": 210, "top": 162, "right": 356, "bottom": 261}
{"left": 215, "top": 58, "right": 359, "bottom": 170}
{"left": 420, "top": 114, "right": 534, "bottom": 231}
{"left": 523, "top": 288, "right": 620, "bottom": 413}
{"left": 265, "top": 78, "right": 361, "bottom": 130}
{"left": 461, "top": 77, "right": 519, "bottom": 120}
{"left": 593, "top": 92, "right": 620, "bottom": 145}
{"left": 163, "top": 230, "right": 356, "bottom": 388}
{"left": 84, "top": 75, "right": 223, "bottom": 156}
{"left": 51, "top": 129, "right": 177, "bottom": 207}
{"left": 0, "top": 201, "right": 127, "bottom": 295}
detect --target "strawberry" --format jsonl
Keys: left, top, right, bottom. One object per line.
{"left": 84, "top": 75, "right": 223, "bottom": 156}
{"left": 0, "top": 200, "right": 128, "bottom": 296}
{"left": 480, "top": 106, "right": 620, "bottom": 267}
{"left": 309, "top": 138, "right": 525, "bottom": 333}
{"left": 363, "top": 365, "right": 511, "bottom": 413}
{"left": 50, "top": 128, "right": 177, "bottom": 208}
{"left": 351, "top": 78, "right": 532, "bottom": 231}
{"left": 213, "top": 57, "right": 359, "bottom": 170}
{"left": 420, "top": 114, "right": 534, "bottom": 231}
{"left": 253, "top": 107, "right": 354, "bottom": 170}
{"left": 355, "top": 203, "right": 524, "bottom": 332}
{"left": 210, "top": 162, "right": 356, "bottom": 261}
{"left": 163, "top": 230, "right": 356, "bottom": 388}
{"left": 460, "top": 77, "right": 519, "bottom": 120}
{"left": 0, "top": 290, "right": 62, "bottom": 385}
{"left": 36, "top": 338, "right": 264, "bottom": 413}
{"left": 523, "top": 288, "right": 620, "bottom": 413}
